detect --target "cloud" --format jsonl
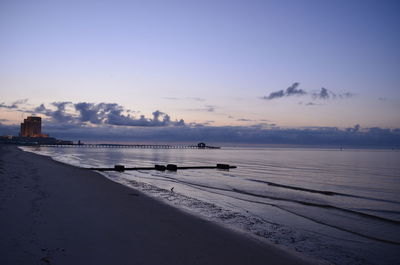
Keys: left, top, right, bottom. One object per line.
{"left": 312, "top": 88, "right": 354, "bottom": 100}
{"left": 45, "top": 125, "right": 400, "bottom": 147}
{"left": 262, "top": 84, "right": 354, "bottom": 102}
{"left": 13, "top": 99, "right": 29, "bottom": 106}
{"left": 237, "top": 118, "right": 253, "bottom": 122}
{"left": 339, "top": 92, "right": 354, "bottom": 99}
{"left": 1, "top": 118, "right": 399, "bottom": 147}
{"left": 205, "top": 105, "right": 216, "bottom": 112}
{"left": 188, "top": 97, "right": 206, "bottom": 102}
{"left": 201, "top": 120, "right": 215, "bottom": 125}
{"left": 0, "top": 122, "right": 19, "bottom": 135}
{"left": 262, "top": 82, "right": 306, "bottom": 100}
{"left": 74, "top": 102, "right": 103, "bottom": 124}
{"left": 34, "top": 104, "right": 48, "bottom": 113}
{"left": 264, "top": 90, "right": 284, "bottom": 100}
{"left": 305, "top": 102, "right": 320, "bottom": 106}
{"left": 163, "top": 97, "right": 206, "bottom": 102}
{"left": 34, "top": 102, "right": 74, "bottom": 122}
{"left": 346, "top": 124, "right": 360, "bottom": 133}
{"left": 51, "top": 102, "right": 74, "bottom": 122}
{"left": 0, "top": 99, "right": 28, "bottom": 109}
{"left": 186, "top": 105, "right": 217, "bottom": 112}
{"left": 286, "top": 82, "right": 306, "bottom": 96}
{"left": 33, "top": 101, "right": 185, "bottom": 127}
{"left": 312, "top": 87, "right": 332, "bottom": 99}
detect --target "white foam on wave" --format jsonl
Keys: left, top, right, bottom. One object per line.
{"left": 19, "top": 146, "right": 106, "bottom": 168}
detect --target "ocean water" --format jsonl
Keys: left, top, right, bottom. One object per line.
{"left": 20, "top": 146, "right": 400, "bottom": 265}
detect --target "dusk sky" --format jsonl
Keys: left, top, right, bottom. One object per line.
{"left": 1, "top": 0, "right": 400, "bottom": 144}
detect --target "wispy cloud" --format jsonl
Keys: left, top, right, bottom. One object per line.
{"left": 304, "top": 102, "right": 321, "bottom": 106}
{"left": 188, "top": 97, "right": 206, "bottom": 102}
{"left": 312, "top": 88, "right": 354, "bottom": 100}
{"left": 186, "top": 105, "right": 217, "bottom": 112}
{"left": 201, "top": 120, "right": 215, "bottom": 125}
{"left": 163, "top": 97, "right": 206, "bottom": 102}
{"left": 339, "top": 92, "right": 354, "bottom": 99}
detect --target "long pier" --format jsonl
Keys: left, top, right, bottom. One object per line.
{"left": 38, "top": 143, "right": 220, "bottom": 149}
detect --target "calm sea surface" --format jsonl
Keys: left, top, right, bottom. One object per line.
{"left": 21, "top": 146, "right": 400, "bottom": 265}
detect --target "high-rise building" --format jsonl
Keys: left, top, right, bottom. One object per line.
{"left": 20, "top": 116, "right": 42, "bottom": 137}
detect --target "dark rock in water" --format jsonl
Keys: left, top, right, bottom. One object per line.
{"left": 155, "top": 165, "right": 166, "bottom": 171}
{"left": 217, "top": 163, "right": 230, "bottom": 169}
{"left": 166, "top": 164, "right": 178, "bottom": 171}
{"left": 114, "top": 165, "right": 125, "bottom": 172}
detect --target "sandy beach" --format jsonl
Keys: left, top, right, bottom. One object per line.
{"left": 0, "top": 144, "right": 318, "bottom": 265}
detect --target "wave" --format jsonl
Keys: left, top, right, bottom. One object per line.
{"left": 247, "top": 179, "right": 400, "bottom": 204}
{"left": 355, "top": 209, "right": 400, "bottom": 215}
{"left": 119, "top": 171, "right": 400, "bottom": 245}
{"left": 232, "top": 188, "right": 400, "bottom": 225}
{"left": 132, "top": 171, "right": 400, "bottom": 226}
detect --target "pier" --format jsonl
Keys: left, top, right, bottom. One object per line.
{"left": 38, "top": 142, "right": 220, "bottom": 149}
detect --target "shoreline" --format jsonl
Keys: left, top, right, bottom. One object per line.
{"left": 0, "top": 144, "right": 321, "bottom": 265}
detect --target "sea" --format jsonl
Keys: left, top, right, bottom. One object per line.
{"left": 20, "top": 145, "right": 400, "bottom": 265}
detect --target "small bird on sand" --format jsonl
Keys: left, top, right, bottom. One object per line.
{"left": 170, "top": 187, "right": 174, "bottom": 192}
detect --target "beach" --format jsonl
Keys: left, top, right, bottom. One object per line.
{"left": 0, "top": 144, "right": 318, "bottom": 265}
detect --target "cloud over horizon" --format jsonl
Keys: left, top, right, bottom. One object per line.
{"left": 1, "top": 99, "right": 398, "bottom": 147}
{"left": 1, "top": 120, "right": 399, "bottom": 147}
{"left": 9, "top": 101, "right": 186, "bottom": 127}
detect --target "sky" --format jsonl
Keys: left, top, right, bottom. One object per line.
{"left": 1, "top": 0, "right": 400, "bottom": 144}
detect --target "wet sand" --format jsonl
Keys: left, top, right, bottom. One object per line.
{"left": 0, "top": 144, "right": 320, "bottom": 265}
